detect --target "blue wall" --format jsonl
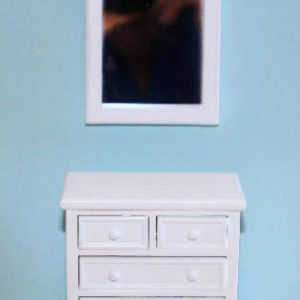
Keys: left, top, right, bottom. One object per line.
{"left": 0, "top": 1, "right": 299, "bottom": 299}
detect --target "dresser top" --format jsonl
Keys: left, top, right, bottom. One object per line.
{"left": 60, "top": 172, "right": 246, "bottom": 211}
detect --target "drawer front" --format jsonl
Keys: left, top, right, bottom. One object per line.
{"left": 78, "top": 216, "right": 148, "bottom": 250}
{"left": 157, "top": 216, "right": 228, "bottom": 250}
{"left": 79, "top": 297, "right": 224, "bottom": 300}
{"left": 79, "top": 257, "right": 227, "bottom": 292}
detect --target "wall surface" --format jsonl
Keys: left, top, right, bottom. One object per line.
{"left": 0, "top": 0, "right": 299, "bottom": 299}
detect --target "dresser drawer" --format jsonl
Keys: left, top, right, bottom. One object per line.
{"left": 79, "top": 257, "right": 227, "bottom": 292}
{"left": 79, "top": 297, "right": 225, "bottom": 300}
{"left": 78, "top": 216, "right": 148, "bottom": 250}
{"left": 157, "top": 216, "right": 228, "bottom": 251}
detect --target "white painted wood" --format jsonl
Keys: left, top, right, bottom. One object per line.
{"left": 79, "top": 257, "right": 227, "bottom": 292}
{"left": 226, "top": 212, "right": 241, "bottom": 300}
{"left": 61, "top": 172, "right": 246, "bottom": 300}
{"left": 77, "top": 289, "right": 226, "bottom": 297}
{"left": 70, "top": 210, "right": 234, "bottom": 257}
{"left": 158, "top": 216, "right": 228, "bottom": 250}
{"left": 79, "top": 298, "right": 224, "bottom": 300}
{"left": 85, "top": 0, "right": 220, "bottom": 125}
{"left": 79, "top": 216, "right": 148, "bottom": 250}
{"left": 60, "top": 172, "right": 246, "bottom": 211}
{"left": 66, "top": 211, "right": 80, "bottom": 300}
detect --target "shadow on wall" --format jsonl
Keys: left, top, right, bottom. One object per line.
{"left": 240, "top": 212, "right": 246, "bottom": 233}
{"left": 60, "top": 211, "right": 66, "bottom": 232}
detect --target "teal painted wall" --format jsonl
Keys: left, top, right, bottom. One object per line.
{"left": 0, "top": 0, "right": 299, "bottom": 299}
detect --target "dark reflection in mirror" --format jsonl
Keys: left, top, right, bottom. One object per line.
{"left": 103, "top": 0, "right": 202, "bottom": 104}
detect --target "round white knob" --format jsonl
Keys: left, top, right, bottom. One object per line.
{"left": 109, "top": 231, "right": 119, "bottom": 241}
{"left": 187, "top": 230, "right": 199, "bottom": 241}
{"left": 187, "top": 271, "right": 198, "bottom": 282}
{"left": 109, "top": 271, "right": 120, "bottom": 282}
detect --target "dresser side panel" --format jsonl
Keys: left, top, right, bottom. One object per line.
{"left": 66, "top": 211, "right": 79, "bottom": 300}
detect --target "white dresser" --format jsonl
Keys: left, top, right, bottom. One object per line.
{"left": 60, "top": 172, "right": 246, "bottom": 300}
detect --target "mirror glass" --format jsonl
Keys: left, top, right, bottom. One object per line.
{"left": 102, "top": 0, "right": 202, "bottom": 105}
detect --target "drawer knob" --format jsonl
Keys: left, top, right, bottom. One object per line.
{"left": 187, "top": 271, "right": 198, "bottom": 282}
{"left": 109, "top": 271, "right": 120, "bottom": 282}
{"left": 187, "top": 230, "right": 199, "bottom": 241}
{"left": 109, "top": 231, "right": 119, "bottom": 241}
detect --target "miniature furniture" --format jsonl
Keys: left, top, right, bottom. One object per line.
{"left": 60, "top": 172, "right": 246, "bottom": 300}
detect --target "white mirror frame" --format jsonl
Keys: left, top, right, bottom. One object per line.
{"left": 86, "top": 0, "right": 220, "bottom": 125}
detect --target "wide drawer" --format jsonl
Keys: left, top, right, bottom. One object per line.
{"left": 78, "top": 216, "right": 148, "bottom": 250}
{"left": 79, "top": 297, "right": 224, "bottom": 300}
{"left": 157, "top": 216, "right": 228, "bottom": 250}
{"left": 79, "top": 257, "right": 227, "bottom": 292}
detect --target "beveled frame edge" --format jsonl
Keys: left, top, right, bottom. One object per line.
{"left": 85, "top": 0, "right": 220, "bottom": 125}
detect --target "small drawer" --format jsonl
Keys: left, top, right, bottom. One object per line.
{"left": 78, "top": 216, "right": 148, "bottom": 250}
{"left": 79, "top": 257, "right": 227, "bottom": 292}
{"left": 157, "top": 216, "right": 228, "bottom": 250}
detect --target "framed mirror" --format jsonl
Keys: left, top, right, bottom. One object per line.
{"left": 86, "top": 0, "right": 220, "bottom": 125}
